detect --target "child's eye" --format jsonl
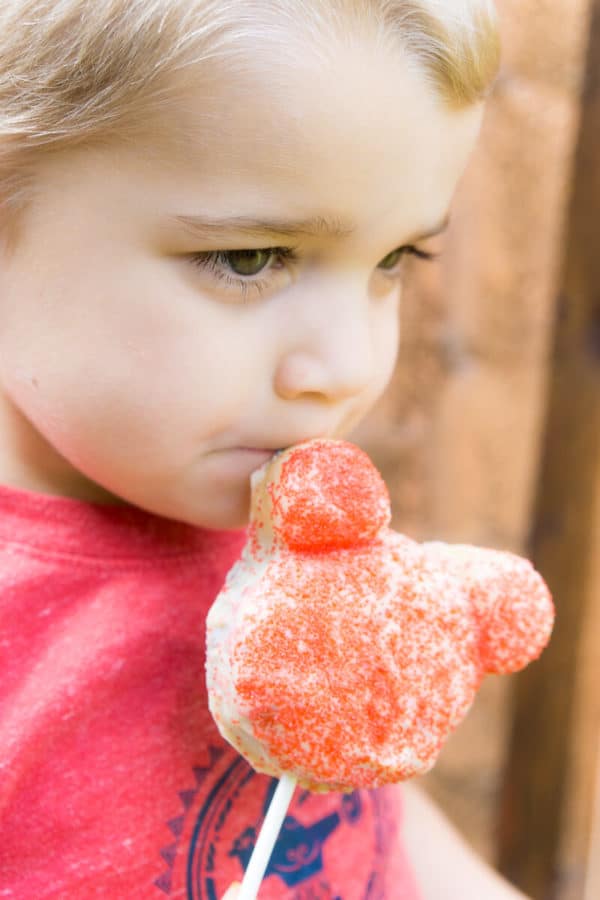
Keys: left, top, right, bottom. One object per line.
{"left": 188, "top": 247, "right": 298, "bottom": 301}
{"left": 212, "top": 249, "right": 275, "bottom": 277}
{"left": 377, "top": 245, "right": 439, "bottom": 272}
{"left": 187, "top": 243, "right": 438, "bottom": 301}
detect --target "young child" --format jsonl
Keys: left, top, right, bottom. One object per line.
{"left": 0, "top": 1, "right": 529, "bottom": 897}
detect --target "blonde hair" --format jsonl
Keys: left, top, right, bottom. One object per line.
{"left": 0, "top": 0, "right": 500, "bottom": 232}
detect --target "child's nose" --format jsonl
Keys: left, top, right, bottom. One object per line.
{"left": 273, "top": 282, "right": 375, "bottom": 402}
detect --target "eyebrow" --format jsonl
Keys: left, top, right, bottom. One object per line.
{"left": 172, "top": 212, "right": 450, "bottom": 244}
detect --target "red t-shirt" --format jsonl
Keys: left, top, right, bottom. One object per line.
{"left": 0, "top": 484, "right": 421, "bottom": 899}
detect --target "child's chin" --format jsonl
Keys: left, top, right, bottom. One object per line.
{"left": 124, "top": 483, "right": 251, "bottom": 532}
{"left": 187, "top": 492, "right": 251, "bottom": 532}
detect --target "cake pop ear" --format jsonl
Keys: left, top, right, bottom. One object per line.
{"left": 254, "top": 439, "right": 391, "bottom": 552}
{"left": 422, "top": 543, "right": 554, "bottom": 675}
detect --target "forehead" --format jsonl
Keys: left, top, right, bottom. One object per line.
{"left": 151, "top": 38, "right": 481, "bottom": 246}
{"left": 20, "top": 34, "right": 483, "bottom": 258}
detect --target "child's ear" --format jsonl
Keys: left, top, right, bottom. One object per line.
{"left": 422, "top": 543, "right": 554, "bottom": 674}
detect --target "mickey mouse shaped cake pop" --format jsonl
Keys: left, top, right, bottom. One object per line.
{"left": 206, "top": 439, "right": 554, "bottom": 793}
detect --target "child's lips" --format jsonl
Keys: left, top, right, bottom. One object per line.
{"left": 236, "top": 446, "right": 281, "bottom": 460}
{"left": 211, "top": 447, "right": 280, "bottom": 478}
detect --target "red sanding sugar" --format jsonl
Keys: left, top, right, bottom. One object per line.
{"left": 232, "top": 536, "right": 481, "bottom": 789}
{"left": 207, "top": 439, "right": 555, "bottom": 792}
{"left": 268, "top": 440, "right": 391, "bottom": 553}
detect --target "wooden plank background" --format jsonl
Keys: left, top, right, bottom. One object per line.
{"left": 498, "top": 1, "right": 600, "bottom": 894}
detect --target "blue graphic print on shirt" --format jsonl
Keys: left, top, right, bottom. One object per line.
{"left": 156, "top": 747, "right": 391, "bottom": 899}
{"left": 228, "top": 780, "right": 362, "bottom": 888}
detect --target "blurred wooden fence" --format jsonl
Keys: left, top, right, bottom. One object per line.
{"left": 354, "top": 1, "right": 600, "bottom": 897}
{"left": 498, "top": 1, "right": 600, "bottom": 896}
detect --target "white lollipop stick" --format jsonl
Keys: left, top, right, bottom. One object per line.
{"left": 237, "top": 774, "right": 297, "bottom": 900}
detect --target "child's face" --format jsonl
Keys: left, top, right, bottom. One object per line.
{"left": 0, "top": 36, "right": 482, "bottom": 528}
